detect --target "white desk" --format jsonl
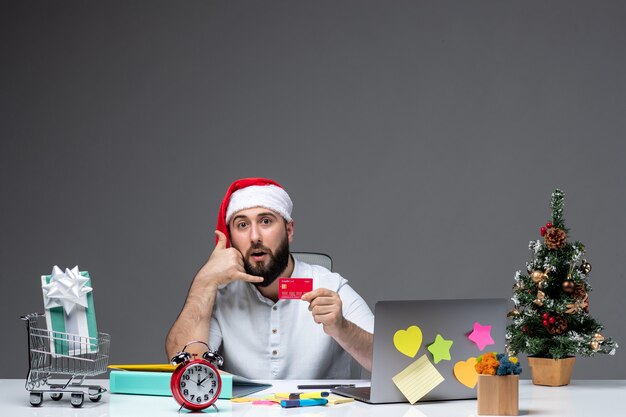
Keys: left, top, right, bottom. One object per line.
{"left": 1, "top": 379, "right": 625, "bottom": 416}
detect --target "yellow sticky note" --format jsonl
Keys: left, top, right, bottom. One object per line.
{"left": 393, "top": 325, "right": 423, "bottom": 358}
{"left": 392, "top": 354, "right": 444, "bottom": 404}
{"left": 325, "top": 394, "right": 355, "bottom": 405}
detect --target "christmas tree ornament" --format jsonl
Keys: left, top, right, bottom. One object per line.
{"left": 573, "top": 284, "right": 587, "bottom": 299}
{"left": 546, "top": 222, "right": 553, "bottom": 229}
{"left": 545, "top": 227, "right": 567, "bottom": 250}
{"left": 562, "top": 279, "right": 575, "bottom": 294}
{"left": 545, "top": 315, "right": 568, "bottom": 335}
{"left": 507, "top": 309, "right": 520, "bottom": 318}
{"left": 530, "top": 270, "right": 548, "bottom": 282}
{"left": 540, "top": 226, "right": 547, "bottom": 237}
{"left": 591, "top": 333, "right": 605, "bottom": 351}
{"left": 580, "top": 260, "right": 592, "bottom": 275}
{"left": 590, "top": 333, "right": 604, "bottom": 351}
{"left": 565, "top": 294, "right": 589, "bottom": 314}
{"left": 533, "top": 290, "right": 545, "bottom": 307}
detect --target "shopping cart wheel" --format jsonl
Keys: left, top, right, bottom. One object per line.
{"left": 89, "top": 394, "right": 102, "bottom": 402}
{"left": 29, "top": 392, "right": 43, "bottom": 406}
{"left": 70, "top": 392, "right": 84, "bottom": 408}
{"left": 50, "top": 392, "right": 63, "bottom": 401}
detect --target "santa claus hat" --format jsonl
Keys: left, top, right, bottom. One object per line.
{"left": 216, "top": 178, "right": 293, "bottom": 247}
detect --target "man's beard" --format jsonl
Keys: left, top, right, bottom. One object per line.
{"left": 243, "top": 235, "right": 290, "bottom": 287}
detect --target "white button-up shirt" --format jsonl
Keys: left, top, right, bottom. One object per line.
{"left": 208, "top": 259, "right": 374, "bottom": 379}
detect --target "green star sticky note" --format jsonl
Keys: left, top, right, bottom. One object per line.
{"left": 427, "top": 334, "right": 453, "bottom": 364}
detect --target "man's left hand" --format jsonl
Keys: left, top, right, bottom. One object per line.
{"left": 301, "top": 288, "right": 346, "bottom": 337}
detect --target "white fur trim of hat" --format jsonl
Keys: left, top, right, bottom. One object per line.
{"left": 225, "top": 184, "right": 293, "bottom": 224}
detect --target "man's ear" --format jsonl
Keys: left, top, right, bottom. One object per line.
{"left": 286, "top": 220, "right": 295, "bottom": 243}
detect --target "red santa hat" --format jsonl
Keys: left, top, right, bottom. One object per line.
{"left": 216, "top": 178, "right": 293, "bottom": 247}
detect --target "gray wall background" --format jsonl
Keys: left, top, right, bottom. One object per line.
{"left": 1, "top": 1, "right": 624, "bottom": 379}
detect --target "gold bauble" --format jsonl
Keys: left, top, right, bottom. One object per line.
{"left": 507, "top": 309, "right": 521, "bottom": 318}
{"left": 591, "top": 341, "right": 599, "bottom": 351}
{"left": 580, "top": 260, "right": 592, "bottom": 275}
{"left": 531, "top": 270, "right": 548, "bottom": 283}
{"left": 533, "top": 290, "right": 546, "bottom": 307}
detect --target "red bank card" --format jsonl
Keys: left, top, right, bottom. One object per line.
{"left": 278, "top": 278, "right": 313, "bottom": 299}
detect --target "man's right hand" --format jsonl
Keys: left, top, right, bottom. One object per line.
{"left": 193, "top": 230, "right": 264, "bottom": 289}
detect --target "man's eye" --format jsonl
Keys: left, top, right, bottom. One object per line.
{"left": 237, "top": 222, "right": 248, "bottom": 229}
{"left": 261, "top": 218, "right": 272, "bottom": 225}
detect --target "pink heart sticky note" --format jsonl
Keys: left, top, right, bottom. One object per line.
{"left": 467, "top": 322, "right": 494, "bottom": 351}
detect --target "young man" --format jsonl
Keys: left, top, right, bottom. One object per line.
{"left": 165, "top": 178, "right": 374, "bottom": 379}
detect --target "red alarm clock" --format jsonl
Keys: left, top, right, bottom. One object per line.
{"left": 170, "top": 341, "right": 224, "bottom": 412}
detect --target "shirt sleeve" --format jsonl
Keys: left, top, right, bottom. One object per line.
{"left": 338, "top": 283, "right": 375, "bottom": 333}
{"left": 208, "top": 314, "right": 223, "bottom": 352}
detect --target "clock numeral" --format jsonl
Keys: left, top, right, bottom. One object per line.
{"left": 204, "top": 394, "right": 209, "bottom": 401}
{"left": 209, "top": 372, "right": 214, "bottom": 378}
{"left": 180, "top": 382, "right": 186, "bottom": 388}
{"left": 211, "top": 380, "right": 216, "bottom": 387}
{"left": 183, "top": 374, "right": 190, "bottom": 380}
{"left": 183, "top": 389, "right": 189, "bottom": 396}
{"left": 209, "top": 389, "right": 214, "bottom": 394}
{"left": 197, "top": 396, "right": 202, "bottom": 403}
{"left": 190, "top": 394, "right": 195, "bottom": 401}
{"left": 195, "top": 365, "right": 203, "bottom": 372}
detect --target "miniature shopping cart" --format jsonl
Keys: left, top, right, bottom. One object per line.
{"left": 21, "top": 313, "right": 110, "bottom": 407}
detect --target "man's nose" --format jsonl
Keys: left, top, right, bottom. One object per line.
{"left": 250, "top": 223, "right": 262, "bottom": 243}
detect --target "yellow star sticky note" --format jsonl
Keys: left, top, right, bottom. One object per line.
{"left": 427, "top": 334, "right": 454, "bottom": 364}
{"left": 392, "top": 354, "right": 445, "bottom": 404}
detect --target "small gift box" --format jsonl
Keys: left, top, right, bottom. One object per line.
{"left": 475, "top": 352, "right": 522, "bottom": 416}
{"left": 41, "top": 266, "right": 98, "bottom": 355}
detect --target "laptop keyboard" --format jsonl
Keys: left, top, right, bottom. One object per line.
{"left": 333, "top": 386, "right": 371, "bottom": 399}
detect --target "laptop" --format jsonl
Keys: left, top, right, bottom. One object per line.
{"left": 333, "top": 298, "right": 507, "bottom": 404}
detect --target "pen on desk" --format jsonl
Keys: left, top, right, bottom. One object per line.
{"left": 280, "top": 398, "right": 328, "bottom": 408}
{"left": 296, "top": 384, "right": 356, "bottom": 389}
{"left": 275, "top": 391, "right": 329, "bottom": 399}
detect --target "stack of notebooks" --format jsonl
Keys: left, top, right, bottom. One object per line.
{"left": 109, "top": 364, "right": 271, "bottom": 399}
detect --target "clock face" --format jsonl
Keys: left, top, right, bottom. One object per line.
{"left": 178, "top": 363, "right": 220, "bottom": 407}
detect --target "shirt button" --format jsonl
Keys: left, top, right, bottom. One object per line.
{"left": 272, "top": 350, "right": 277, "bottom": 355}
{"left": 272, "top": 306, "right": 277, "bottom": 311}
{"left": 272, "top": 328, "right": 277, "bottom": 334}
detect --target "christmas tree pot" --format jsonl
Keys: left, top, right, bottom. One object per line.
{"left": 527, "top": 356, "right": 576, "bottom": 386}
{"left": 477, "top": 375, "right": 519, "bottom": 416}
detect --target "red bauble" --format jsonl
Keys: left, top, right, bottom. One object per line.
{"left": 546, "top": 222, "right": 553, "bottom": 229}
{"left": 548, "top": 317, "right": 556, "bottom": 324}
{"left": 540, "top": 226, "right": 547, "bottom": 236}
{"left": 542, "top": 319, "right": 548, "bottom": 326}
{"left": 542, "top": 313, "right": 549, "bottom": 320}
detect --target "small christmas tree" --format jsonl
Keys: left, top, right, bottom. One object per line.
{"left": 506, "top": 189, "right": 618, "bottom": 359}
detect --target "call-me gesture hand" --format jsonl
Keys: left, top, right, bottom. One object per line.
{"left": 194, "top": 230, "right": 263, "bottom": 289}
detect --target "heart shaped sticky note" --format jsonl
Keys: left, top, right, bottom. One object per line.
{"left": 393, "top": 325, "right": 423, "bottom": 358}
{"left": 453, "top": 357, "right": 478, "bottom": 389}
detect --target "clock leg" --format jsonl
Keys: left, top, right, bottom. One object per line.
{"left": 212, "top": 404, "right": 219, "bottom": 412}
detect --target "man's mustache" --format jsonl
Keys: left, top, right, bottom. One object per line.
{"left": 245, "top": 243, "right": 273, "bottom": 258}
